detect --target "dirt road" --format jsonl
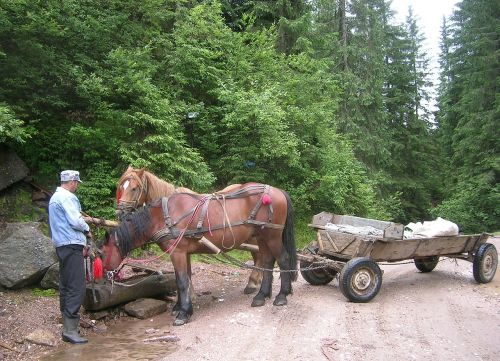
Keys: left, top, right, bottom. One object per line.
{"left": 164, "top": 237, "right": 500, "bottom": 361}
{"left": 4, "top": 238, "right": 498, "bottom": 361}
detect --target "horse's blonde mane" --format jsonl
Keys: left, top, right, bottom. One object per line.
{"left": 120, "top": 167, "right": 240, "bottom": 204}
{"left": 130, "top": 169, "right": 195, "bottom": 201}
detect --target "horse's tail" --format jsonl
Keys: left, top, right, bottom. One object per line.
{"left": 282, "top": 190, "right": 298, "bottom": 281}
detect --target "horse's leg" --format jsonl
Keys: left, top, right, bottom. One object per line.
{"left": 243, "top": 249, "right": 263, "bottom": 294}
{"left": 170, "top": 251, "right": 193, "bottom": 326}
{"left": 187, "top": 254, "right": 196, "bottom": 300}
{"left": 268, "top": 195, "right": 296, "bottom": 306}
{"left": 251, "top": 243, "right": 274, "bottom": 307}
{"left": 172, "top": 254, "right": 196, "bottom": 315}
{"left": 272, "top": 246, "right": 293, "bottom": 306}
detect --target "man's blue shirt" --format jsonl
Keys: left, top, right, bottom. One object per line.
{"left": 49, "top": 187, "right": 89, "bottom": 247}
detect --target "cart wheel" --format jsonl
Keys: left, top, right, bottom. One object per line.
{"left": 414, "top": 256, "right": 439, "bottom": 273}
{"left": 299, "top": 244, "right": 336, "bottom": 285}
{"left": 473, "top": 243, "right": 498, "bottom": 283}
{"left": 339, "top": 257, "right": 382, "bottom": 302}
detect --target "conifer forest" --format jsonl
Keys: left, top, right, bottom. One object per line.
{"left": 1, "top": 0, "right": 498, "bottom": 233}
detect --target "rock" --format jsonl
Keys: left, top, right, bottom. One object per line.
{"left": 25, "top": 329, "right": 57, "bottom": 347}
{"left": 0, "top": 222, "right": 57, "bottom": 289}
{"left": 124, "top": 298, "right": 168, "bottom": 319}
{"left": 143, "top": 334, "right": 180, "bottom": 343}
{"left": 145, "top": 328, "right": 159, "bottom": 334}
{"left": 89, "top": 310, "right": 109, "bottom": 320}
{"left": 40, "top": 263, "right": 60, "bottom": 289}
{"left": 94, "top": 323, "right": 108, "bottom": 333}
{"left": 0, "top": 146, "right": 29, "bottom": 192}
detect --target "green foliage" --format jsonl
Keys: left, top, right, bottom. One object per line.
{"left": 76, "top": 163, "right": 118, "bottom": 220}
{"left": 431, "top": 177, "right": 499, "bottom": 233}
{"left": 294, "top": 213, "right": 316, "bottom": 249}
{"left": 434, "top": 0, "right": 499, "bottom": 232}
{"left": 0, "top": 187, "right": 46, "bottom": 223}
{"left": 299, "top": 131, "right": 378, "bottom": 216}
{"left": 218, "top": 86, "right": 300, "bottom": 184}
{"left": 0, "top": 103, "right": 32, "bottom": 143}
{"left": 0, "top": 0, "right": 495, "bottom": 233}
{"left": 32, "top": 288, "right": 57, "bottom": 297}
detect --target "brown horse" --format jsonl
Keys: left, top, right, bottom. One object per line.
{"left": 102, "top": 183, "right": 297, "bottom": 325}
{"left": 115, "top": 167, "right": 263, "bottom": 294}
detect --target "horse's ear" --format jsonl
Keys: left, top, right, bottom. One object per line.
{"left": 137, "top": 168, "right": 145, "bottom": 177}
{"left": 126, "top": 165, "right": 133, "bottom": 171}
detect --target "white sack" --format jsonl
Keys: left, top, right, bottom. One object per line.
{"left": 404, "top": 217, "right": 459, "bottom": 239}
{"left": 325, "top": 223, "right": 383, "bottom": 237}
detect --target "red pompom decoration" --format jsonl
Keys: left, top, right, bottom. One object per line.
{"left": 262, "top": 194, "right": 271, "bottom": 205}
{"left": 93, "top": 257, "right": 104, "bottom": 280}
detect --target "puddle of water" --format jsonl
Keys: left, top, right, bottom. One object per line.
{"left": 41, "top": 316, "right": 178, "bottom": 361}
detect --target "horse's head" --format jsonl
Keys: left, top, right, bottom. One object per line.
{"left": 101, "top": 230, "right": 125, "bottom": 272}
{"left": 116, "top": 166, "right": 148, "bottom": 220}
{"left": 104, "top": 203, "right": 165, "bottom": 272}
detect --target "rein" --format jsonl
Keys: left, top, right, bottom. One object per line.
{"left": 164, "top": 195, "right": 211, "bottom": 253}
{"left": 106, "top": 184, "right": 281, "bottom": 279}
{"left": 151, "top": 185, "right": 281, "bottom": 248}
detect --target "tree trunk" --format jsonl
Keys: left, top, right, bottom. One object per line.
{"left": 338, "top": 0, "right": 348, "bottom": 70}
{"left": 83, "top": 273, "right": 176, "bottom": 311}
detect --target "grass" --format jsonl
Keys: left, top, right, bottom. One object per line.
{"left": 31, "top": 288, "right": 57, "bottom": 297}
{"left": 295, "top": 214, "right": 315, "bottom": 249}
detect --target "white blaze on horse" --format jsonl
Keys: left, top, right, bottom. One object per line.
{"left": 103, "top": 183, "right": 297, "bottom": 325}
{"left": 115, "top": 167, "right": 263, "bottom": 294}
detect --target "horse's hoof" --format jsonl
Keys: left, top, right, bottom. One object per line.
{"left": 173, "top": 315, "right": 190, "bottom": 326}
{"left": 173, "top": 318, "right": 188, "bottom": 326}
{"left": 244, "top": 286, "right": 257, "bottom": 294}
{"left": 273, "top": 295, "right": 287, "bottom": 306}
{"left": 172, "top": 311, "right": 190, "bottom": 326}
{"left": 251, "top": 298, "right": 265, "bottom": 307}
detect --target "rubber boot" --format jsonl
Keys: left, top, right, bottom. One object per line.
{"left": 62, "top": 316, "right": 88, "bottom": 344}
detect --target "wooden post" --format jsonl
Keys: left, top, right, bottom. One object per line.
{"left": 83, "top": 216, "right": 118, "bottom": 228}
{"left": 237, "top": 243, "right": 259, "bottom": 253}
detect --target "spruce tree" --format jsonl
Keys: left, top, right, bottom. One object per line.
{"left": 433, "top": 0, "right": 499, "bottom": 232}
{"left": 384, "top": 7, "right": 436, "bottom": 222}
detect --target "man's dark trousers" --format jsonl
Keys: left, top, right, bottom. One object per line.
{"left": 56, "top": 244, "right": 85, "bottom": 319}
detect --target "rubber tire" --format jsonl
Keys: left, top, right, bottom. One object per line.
{"left": 339, "top": 257, "right": 382, "bottom": 303}
{"left": 414, "top": 256, "right": 439, "bottom": 273}
{"left": 299, "top": 244, "right": 336, "bottom": 285}
{"left": 473, "top": 243, "right": 498, "bottom": 283}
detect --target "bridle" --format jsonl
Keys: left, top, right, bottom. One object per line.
{"left": 117, "top": 172, "right": 148, "bottom": 213}
{"left": 103, "top": 230, "right": 126, "bottom": 280}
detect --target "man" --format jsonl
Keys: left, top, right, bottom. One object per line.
{"left": 48, "top": 170, "right": 92, "bottom": 344}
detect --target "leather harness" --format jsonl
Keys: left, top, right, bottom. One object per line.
{"left": 148, "top": 184, "right": 284, "bottom": 246}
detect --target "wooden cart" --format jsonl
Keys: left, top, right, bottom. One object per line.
{"left": 298, "top": 212, "right": 498, "bottom": 302}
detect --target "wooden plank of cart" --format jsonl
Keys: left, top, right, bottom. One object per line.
{"left": 298, "top": 212, "right": 498, "bottom": 302}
